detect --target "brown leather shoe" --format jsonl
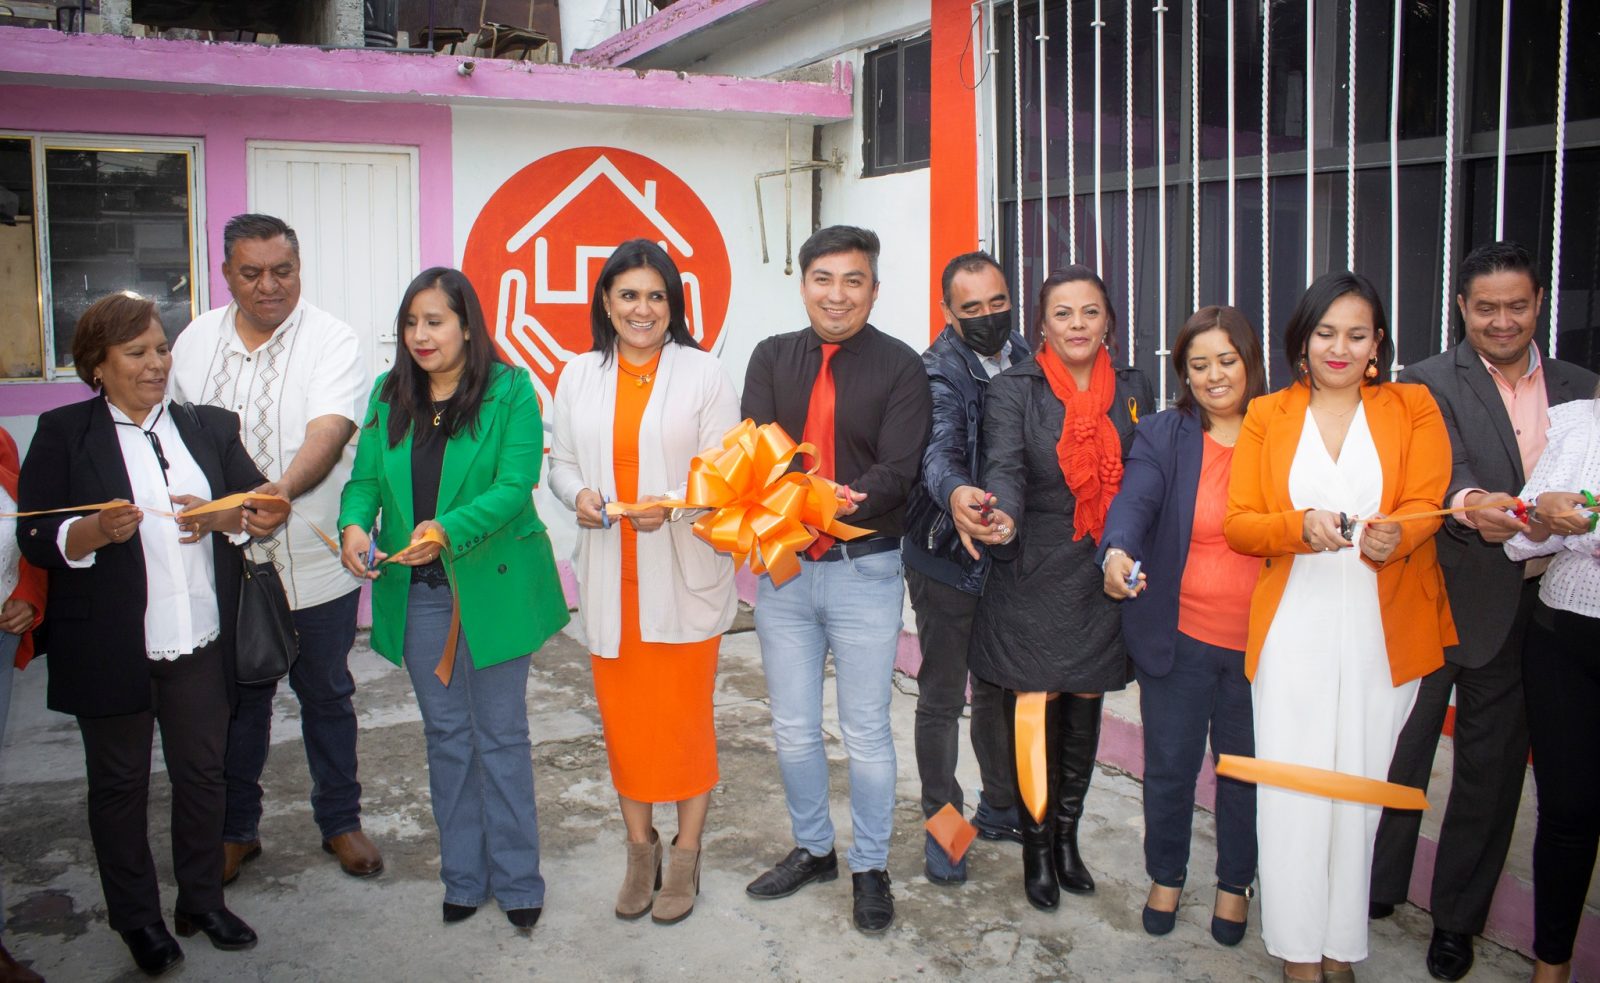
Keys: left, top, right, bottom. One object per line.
{"left": 0, "top": 939, "right": 44, "bottom": 983}
{"left": 322, "top": 830, "right": 383, "bottom": 877}
{"left": 222, "top": 840, "right": 261, "bottom": 886}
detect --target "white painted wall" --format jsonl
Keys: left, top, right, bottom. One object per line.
{"left": 559, "top": 0, "right": 622, "bottom": 57}
{"left": 451, "top": 105, "right": 820, "bottom": 559}
{"left": 671, "top": 0, "right": 928, "bottom": 78}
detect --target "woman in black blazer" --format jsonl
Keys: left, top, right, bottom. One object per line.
{"left": 1095, "top": 307, "right": 1267, "bottom": 944}
{"left": 967, "top": 266, "right": 1153, "bottom": 912}
{"left": 18, "top": 293, "right": 282, "bottom": 977}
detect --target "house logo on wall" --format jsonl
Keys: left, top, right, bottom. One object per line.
{"left": 463, "top": 146, "right": 732, "bottom": 414}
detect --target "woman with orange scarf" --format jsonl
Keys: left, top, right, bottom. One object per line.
{"left": 967, "top": 266, "right": 1153, "bottom": 911}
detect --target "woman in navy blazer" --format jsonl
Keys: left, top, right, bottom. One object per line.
{"left": 1097, "top": 306, "right": 1267, "bottom": 944}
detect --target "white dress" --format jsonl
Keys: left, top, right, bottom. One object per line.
{"left": 1253, "top": 405, "right": 1420, "bottom": 963}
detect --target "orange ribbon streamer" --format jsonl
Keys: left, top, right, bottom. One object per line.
{"left": 1214, "top": 754, "right": 1430, "bottom": 810}
{"left": 1353, "top": 501, "right": 1598, "bottom": 526}
{"left": 0, "top": 494, "right": 340, "bottom": 555}
{"left": 604, "top": 420, "right": 872, "bottom": 586}
{"left": 1014, "top": 691, "right": 1050, "bottom": 824}
{"left": 924, "top": 803, "right": 979, "bottom": 864}
{"left": 382, "top": 527, "right": 461, "bottom": 686}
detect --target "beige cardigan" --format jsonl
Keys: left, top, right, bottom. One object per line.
{"left": 548, "top": 343, "right": 741, "bottom": 659}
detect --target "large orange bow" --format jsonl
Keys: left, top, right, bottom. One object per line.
{"left": 605, "top": 420, "right": 872, "bottom": 585}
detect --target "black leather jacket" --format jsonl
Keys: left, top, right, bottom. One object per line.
{"left": 901, "top": 325, "right": 1030, "bottom": 594}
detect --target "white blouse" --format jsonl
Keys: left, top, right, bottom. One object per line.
{"left": 1505, "top": 399, "right": 1600, "bottom": 619}
{"left": 57, "top": 400, "right": 240, "bottom": 660}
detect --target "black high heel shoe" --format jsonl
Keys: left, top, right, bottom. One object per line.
{"left": 443, "top": 902, "right": 478, "bottom": 923}
{"left": 1142, "top": 880, "right": 1183, "bottom": 936}
{"left": 1210, "top": 882, "right": 1253, "bottom": 946}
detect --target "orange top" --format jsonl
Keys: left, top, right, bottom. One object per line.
{"left": 1177, "top": 434, "right": 1259, "bottom": 652}
{"left": 1223, "top": 381, "right": 1458, "bottom": 686}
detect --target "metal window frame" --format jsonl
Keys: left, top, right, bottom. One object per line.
{"left": 862, "top": 33, "right": 934, "bottom": 178}
{"left": 0, "top": 130, "right": 208, "bottom": 384}
{"left": 991, "top": 0, "right": 1600, "bottom": 388}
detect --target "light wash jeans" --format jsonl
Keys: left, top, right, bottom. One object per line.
{"left": 755, "top": 548, "right": 904, "bottom": 872}
{"left": 402, "top": 583, "right": 545, "bottom": 911}
{"left": 0, "top": 632, "right": 18, "bottom": 936}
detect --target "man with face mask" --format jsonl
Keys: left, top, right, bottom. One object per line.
{"left": 901, "top": 251, "right": 1031, "bottom": 885}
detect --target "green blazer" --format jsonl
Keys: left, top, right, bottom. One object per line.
{"left": 338, "top": 362, "right": 569, "bottom": 669}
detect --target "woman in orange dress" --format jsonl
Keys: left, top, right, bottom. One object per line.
{"left": 549, "top": 239, "right": 740, "bottom": 926}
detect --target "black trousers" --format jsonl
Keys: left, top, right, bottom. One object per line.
{"left": 1370, "top": 578, "right": 1535, "bottom": 934}
{"left": 906, "top": 568, "right": 1013, "bottom": 817}
{"left": 77, "top": 642, "right": 229, "bottom": 932}
{"left": 1523, "top": 601, "right": 1600, "bottom": 965}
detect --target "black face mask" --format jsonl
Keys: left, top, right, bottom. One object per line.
{"left": 956, "top": 309, "right": 1013, "bottom": 357}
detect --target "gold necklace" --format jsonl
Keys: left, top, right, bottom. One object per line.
{"left": 430, "top": 388, "right": 456, "bottom": 427}
{"left": 618, "top": 360, "right": 657, "bottom": 388}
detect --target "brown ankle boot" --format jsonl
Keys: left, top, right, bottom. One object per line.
{"left": 652, "top": 837, "right": 702, "bottom": 925}
{"left": 615, "top": 829, "right": 662, "bottom": 920}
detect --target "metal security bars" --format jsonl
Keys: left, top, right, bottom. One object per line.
{"left": 991, "top": 0, "right": 1600, "bottom": 403}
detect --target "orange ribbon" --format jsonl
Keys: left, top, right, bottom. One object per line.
{"left": 924, "top": 803, "right": 979, "bottom": 864}
{"left": 1014, "top": 692, "right": 1050, "bottom": 824}
{"left": 1214, "top": 754, "right": 1429, "bottom": 810}
{"left": 0, "top": 494, "right": 340, "bottom": 555}
{"left": 382, "top": 526, "right": 461, "bottom": 686}
{"left": 604, "top": 420, "right": 872, "bottom": 586}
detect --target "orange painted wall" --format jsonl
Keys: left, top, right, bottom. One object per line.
{"left": 928, "top": 0, "right": 982, "bottom": 340}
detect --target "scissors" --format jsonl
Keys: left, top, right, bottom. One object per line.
{"left": 1124, "top": 559, "right": 1142, "bottom": 591}
{"left": 599, "top": 493, "right": 613, "bottom": 530}
{"left": 363, "top": 525, "right": 379, "bottom": 570}
{"left": 976, "top": 493, "right": 996, "bottom": 526}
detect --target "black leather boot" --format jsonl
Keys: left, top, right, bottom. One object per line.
{"left": 1054, "top": 693, "right": 1103, "bottom": 895}
{"left": 1008, "top": 690, "right": 1060, "bottom": 911}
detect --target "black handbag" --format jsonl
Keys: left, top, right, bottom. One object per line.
{"left": 235, "top": 551, "right": 299, "bottom": 685}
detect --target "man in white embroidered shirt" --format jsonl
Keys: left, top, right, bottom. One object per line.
{"left": 170, "top": 213, "right": 381, "bottom": 882}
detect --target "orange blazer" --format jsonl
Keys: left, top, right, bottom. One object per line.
{"left": 0, "top": 427, "right": 46, "bottom": 669}
{"left": 1224, "top": 381, "right": 1457, "bottom": 686}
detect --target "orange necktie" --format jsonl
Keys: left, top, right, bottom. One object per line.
{"left": 803, "top": 343, "right": 840, "bottom": 560}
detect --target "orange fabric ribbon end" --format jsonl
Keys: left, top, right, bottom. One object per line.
{"left": 924, "top": 803, "right": 979, "bottom": 864}
{"left": 1214, "top": 754, "right": 1429, "bottom": 810}
{"left": 1014, "top": 692, "right": 1050, "bottom": 824}
{"left": 384, "top": 527, "right": 462, "bottom": 686}
{"left": 605, "top": 420, "right": 872, "bottom": 586}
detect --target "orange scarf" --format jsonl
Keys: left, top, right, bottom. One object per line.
{"left": 1038, "top": 345, "right": 1123, "bottom": 544}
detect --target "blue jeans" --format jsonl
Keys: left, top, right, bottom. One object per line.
{"left": 0, "top": 632, "right": 16, "bottom": 936}
{"left": 755, "top": 549, "right": 904, "bottom": 872}
{"left": 1137, "top": 631, "right": 1257, "bottom": 891}
{"left": 403, "top": 582, "right": 544, "bottom": 910}
{"left": 224, "top": 588, "right": 363, "bottom": 843}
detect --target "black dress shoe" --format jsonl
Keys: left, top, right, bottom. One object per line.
{"left": 506, "top": 907, "right": 542, "bottom": 931}
{"left": 173, "top": 907, "right": 257, "bottom": 951}
{"left": 1426, "top": 928, "right": 1474, "bottom": 982}
{"left": 852, "top": 870, "right": 895, "bottom": 935}
{"left": 1369, "top": 901, "right": 1396, "bottom": 920}
{"left": 119, "top": 922, "right": 184, "bottom": 976}
{"left": 443, "top": 902, "right": 478, "bottom": 923}
{"left": 745, "top": 847, "right": 838, "bottom": 899}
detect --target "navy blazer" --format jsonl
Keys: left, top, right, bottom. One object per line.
{"left": 1095, "top": 406, "right": 1205, "bottom": 677}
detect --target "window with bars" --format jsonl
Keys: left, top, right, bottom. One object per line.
{"left": 0, "top": 134, "right": 205, "bottom": 382}
{"left": 995, "top": 0, "right": 1600, "bottom": 401}
{"left": 864, "top": 33, "right": 933, "bottom": 177}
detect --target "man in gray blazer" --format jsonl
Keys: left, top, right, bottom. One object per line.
{"left": 1373, "top": 241, "right": 1600, "bottom": 981}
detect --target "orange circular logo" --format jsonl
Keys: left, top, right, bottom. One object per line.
{"left": 462, "top": 146, "right": 732, "bottom": 412}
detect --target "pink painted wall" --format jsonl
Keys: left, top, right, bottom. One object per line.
{"left": 2, "top": 85, "right": 453, "bottom": 311}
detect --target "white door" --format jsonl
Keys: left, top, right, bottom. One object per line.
{"left": 247, "top": 143, "right": 420, "bottom": 382}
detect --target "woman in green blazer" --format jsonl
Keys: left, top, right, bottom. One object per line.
{"left": 338, "top": 267, "right": 568, "bottom": 932}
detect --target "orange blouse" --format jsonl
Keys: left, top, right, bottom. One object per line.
{"left": 1177, "top": 434, "right": 1259, "bottom": 652}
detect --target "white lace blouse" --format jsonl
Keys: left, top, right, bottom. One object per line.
{"left": 1505, "top": 399, "right": 1600, "bottom": 619}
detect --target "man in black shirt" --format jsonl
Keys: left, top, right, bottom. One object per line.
{"left": 741, "top": 226, "right": 931, "bottom": 935}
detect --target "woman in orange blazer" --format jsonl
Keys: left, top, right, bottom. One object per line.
{"left": 0, "top": 424, "right": 45, "bottom": 981}
{"left": 1224, "top": 272, "right": 1454, "bottom": 983}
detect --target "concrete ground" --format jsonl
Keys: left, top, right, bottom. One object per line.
{"left": 1, "top": 608, "right": 1537, "bottom": 982}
